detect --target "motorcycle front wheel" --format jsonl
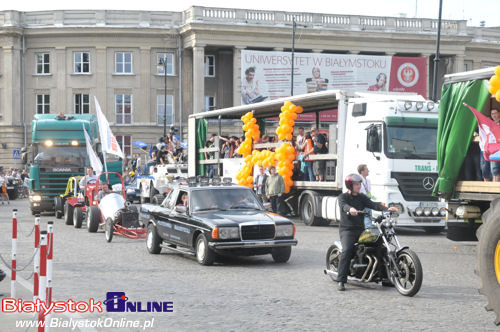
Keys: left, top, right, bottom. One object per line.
{"left": 325, "top": 244, "right": 341, "bottom": 281}
{"left": 392, "top": 249, "right": 423, "bottom": 297}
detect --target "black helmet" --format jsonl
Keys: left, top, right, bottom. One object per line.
{"left": 345, "top": 173, "right": 363, "bottom": 190}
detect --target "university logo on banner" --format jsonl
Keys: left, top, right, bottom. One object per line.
{"left": 397, "top": 62, "right": 419, "bottom": 87}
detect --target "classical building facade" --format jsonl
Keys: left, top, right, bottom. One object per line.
{"left": 1, "top": 7, "right": 499, "bottom": 167}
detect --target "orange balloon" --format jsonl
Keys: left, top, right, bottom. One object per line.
{"left": 489, "top": 85, "right": 497, "bottom": 96}
{"left": 490, "top": 75, "right": 500, "bottom": 90}
{"left": 284, "top": 101, "right": 293, "bottom": 109}
{"left": 281, "top": 124, "right": 291, "bottom": 133}
{"left": 495, "top": 66, "right": 500, "bottom": 78}
{"left": 286, "top": 134, "right": 293, "bottom": 141}
{"left": 296, "top": 106, "right": 304, "bottom": 114}
{"left": 496, "top": 90, "right": 500, "bottom": 103}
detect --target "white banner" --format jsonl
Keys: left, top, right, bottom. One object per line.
{"left": 83, "top": 125, "right": 103, "bottom": 175}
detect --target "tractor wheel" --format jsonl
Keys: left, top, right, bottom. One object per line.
{"left": 54, "top": 197, "right": 63, "bottom": 219}
{"left": 476, "top": 198, "right": 500, "bottom": 325}
{"left": 73, "top": 207, "right": 83, "bottom": 229}
{"left": 64, "top": 202, "right": 74, "bottom": 225}
{"left": 87, "top": 206, "right": 100, "bottom": 233}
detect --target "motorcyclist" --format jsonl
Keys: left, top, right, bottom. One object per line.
{"left": 336, "top": 173, "right": 397, "bottom": 291}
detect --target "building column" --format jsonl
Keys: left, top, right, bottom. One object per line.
{"left": 472, "top": 59, "right": 481, "bottom": 70}
{"left": 233, "top": 46, "right": 245, "bottom": 107}
{"left": 422, "top": 53, "right": 433, "bottom": 99}
{"left": 192, "top": 45, "right": 205, "bottom": 113}
{"left": 139, "top": 46, "right": 151, "bottom": 124}
{"left": 95, "top": 46, "right": 107, "bottom": 117}
{"left": 55, "top": 46, "right": 66, "bottom": 114}
{"left": 454, "top": 54, "right": 465, "bottom": 73}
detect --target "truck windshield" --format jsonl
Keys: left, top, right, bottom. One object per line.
{"left": 34, "top": 145, "right": 88, "bottom": 168}
{"left": 384, "top": 117, "right": 437, "bottom": 160}
{"left": 191, "top": 188, "right": 263, "bottom": 212}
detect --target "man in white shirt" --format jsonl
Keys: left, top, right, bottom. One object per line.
{"left": 357, "top": 164, "right": 372, "bottom": 228}
{"left": 253, "top": 166, "right": 268, "bottom": 203}
{"left": 79, "top": 167, "right": 97, "bottom": 190}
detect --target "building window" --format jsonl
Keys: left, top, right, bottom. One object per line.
{"left": 116, "top": 135, "right": 131, "bottom": 157}
{"left": 204, "top": 96, "right": 215, "bottom": 111}
{"left": 74, "top": 52, "right": 90, "bottom": 73}
{"left": 115, "top": 94, "right": 132, "bottom": 125}
{"left": 36, "top": 94, "right": 50, "bottom": 114}
{"left": 156, "top": 53, "right": 174, "bottom": 75}
{"left": 204, "top": 55, "right": 215, "bottom": 77}
{"left": 115, "top": 52, "right": 133, "bottom": 74}
{"left": 157, "top": 94, "right": 173, "bottom": 125}
{"left": 74, "top": 94, "right": 89, "bottom": 114}
{"left": 36, "top": 53, "right": 50, "bottom": 74}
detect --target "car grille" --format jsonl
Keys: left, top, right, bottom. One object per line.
{"left": 390, "top": 172, "right": 439, "bottom": 202}
{"left": 241, "top": 224, "right": 275, "bottom": 240}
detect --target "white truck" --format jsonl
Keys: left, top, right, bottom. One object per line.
{"left": 188, "top": 90, "right": 446, "bottom": 232}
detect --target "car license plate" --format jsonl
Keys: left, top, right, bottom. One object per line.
{"left": 6, "top": 186, "right": 13, "bottom": 190}
{"left": 421, "top": 202, "right": 438, "bottom": 208}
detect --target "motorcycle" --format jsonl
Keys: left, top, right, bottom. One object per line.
{"left": 324, "top": 211, "right": 423, "bottom": 296}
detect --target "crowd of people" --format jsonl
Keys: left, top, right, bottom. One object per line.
{"left": 204, "top": 126, "right": 330, "bottom": 182}
{"left": 0, "top": 167, "right": 30, "bottom": 204}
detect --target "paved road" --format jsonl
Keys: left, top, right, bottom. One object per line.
{"left": 0, "top": 198, "right": 496, "bottom": 331}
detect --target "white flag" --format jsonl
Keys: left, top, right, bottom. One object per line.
{"left": 94, "top": 96, "right": 124, "bottom": 159}
{"left": 83, "top": 124, "right": 103, "bottom": 175}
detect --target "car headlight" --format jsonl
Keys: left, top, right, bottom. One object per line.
{"left": 389, "top": 202, "right": 404, "bottom": 213}
{"left": 423, "top": 207, "right": 431, "bottom": 216}
{"left": 30, "top": 194, "right": 42, "bottom": 202}
{"left": 275, "top": 224, "right": 294, "bottom": 237}
{"left": 414, "top": 206, "right": 423, "bottom": 216}
{"left": 431, "top": 207, "right": 439, "bottom": 216}
{"left": 440, "top": 207, "right": 447, "bottom": 217}
{"left": 218, "top": 227, "right": 239, "bottom": 240}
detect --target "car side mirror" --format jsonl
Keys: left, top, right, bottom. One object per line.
{"left": 366, "top": 125, "right": 381, "bottom": 153}
{"left": 175, "top": 205, "right": 187, "bottom": 214}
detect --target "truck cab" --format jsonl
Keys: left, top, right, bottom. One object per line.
{"left": 342, "top": 95, "right": 446, "bottom": 230}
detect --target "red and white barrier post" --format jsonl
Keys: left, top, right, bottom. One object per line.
{"left": 38, "top": 230, "right": 47, "bottom": 332}
{"left": 46, "top": 221, "right": 53, "bottom": 330}
{"left": 34, "top": 215, "right": 40, "bottom": 302}
{"left": 11, "top": 209, "right": 18, "bottom": 298}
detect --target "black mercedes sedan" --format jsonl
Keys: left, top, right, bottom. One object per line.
{"left": 140, "top": 182, "right": 297, "bottom": 265}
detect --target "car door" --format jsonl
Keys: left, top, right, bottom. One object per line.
{"left": 168, "top": 190, "right": 192, "bottom": 246}
{"left": 154, "top": 188, "right": 177, "bottom": 243}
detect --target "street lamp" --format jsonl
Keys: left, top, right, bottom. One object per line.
{"left": 159, "top": 55, "right": 169, "bottom": 137}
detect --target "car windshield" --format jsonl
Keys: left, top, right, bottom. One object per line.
{"left": 190, "top": 188, "right": 263, "bottom": 212}
{"left": 384, "top": 117, "right": 437, "bottom": 160}
{"left": 34, "top": 145, "right": 87, "bottom": 168}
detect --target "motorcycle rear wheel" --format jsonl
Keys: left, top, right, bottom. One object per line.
{"left": 392, "top": 249, "right": 423, "bottom": 297}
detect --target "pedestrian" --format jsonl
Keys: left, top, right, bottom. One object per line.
{"left": 253, "top": 166, "right": 268, "bottom": 203}
{"left": 311, "top": 126, "right": 328, "bottom": 181}
{"left": 490, "top": 109, "right": 500, "bottom": 182}
{"left": 205, "top": 134, "right": 216, "bottom": 178}
{"left": 336, "top": 174, "right": 397, "bottom": 291}
{"left": 296, "top": 127, "right": 305, "bottom": 152}
{"left": 266, "top": 166, "right": 285, "bottom": 214}
{"left": 156, "top": 145, "right": 168, "bottom": 166}
{"left": 357, "top": 164, "right": 374, "bottom": 229}
{"left": 79, "top": 167, "right": 97, "bottom": 190}
{"left": 0, "top": 171, "right": 10, "bottom": 204}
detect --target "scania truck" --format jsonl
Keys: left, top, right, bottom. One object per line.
{"left": 22, "top": 113, "right": 120, "bottom": 215}
{"left": 187, "top": 90, "right": 446, "bottom": 232}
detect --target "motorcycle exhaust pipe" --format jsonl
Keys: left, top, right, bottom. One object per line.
{"left": 361, "top": 255, "right": 373, "bottom": 282}
{"left": 367, "top": 256, "right": 379, "bottom": 282}
{"left": 324, "top": 269, "right": 338, "bottom": 278}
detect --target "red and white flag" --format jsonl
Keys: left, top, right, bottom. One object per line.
{"left": 465, "top": 103, "right": 500, "bottom": 161}
{"left": 94, "top": 96, "right": 124, "bottom": 159}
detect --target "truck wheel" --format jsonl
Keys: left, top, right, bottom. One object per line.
{"left": 105, "top": 218, "right": 114, "bottom": 243}
{"left": 196, "top": 233, "right": 215, "bottom": 266}
{"left": 271, "top": 246, "right": 292, "bottom": 263}
{"left": 477, "top": 198, "right": 500, "bottom": 325}
{"left": 64, "top": 202, "right": 74, "bottom": 225}
{"left": 423, "top": 226, "right": 445, "bottom": 234}
{"left": 300, "top": 194, "right": 323, "bottom": 226}
{"left": 73, "top": 207, "right": 83, "bottom": 229}
{"left": 446, "top": 221, "right": 479, "bottom": 241}
{"left": 54, "top": 197, "right": 63, "bottom": 219}
{"left": 152, "top": 194, "right": 164, "bottom": 205}
{"left": 146, "top": 223, "right": 161, "bottom": 254}
{"left": 87, "top": 206, "right": 100, "bottom": 233}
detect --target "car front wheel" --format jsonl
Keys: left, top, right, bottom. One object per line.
{"left": 271, "top": 246, "right": 292, "bottom": 263}
{"left": 146, "top": 224, "right": 161, "bottom": 254}
{"left": 196, "top": 233, "right": 215, "bottom": 266}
